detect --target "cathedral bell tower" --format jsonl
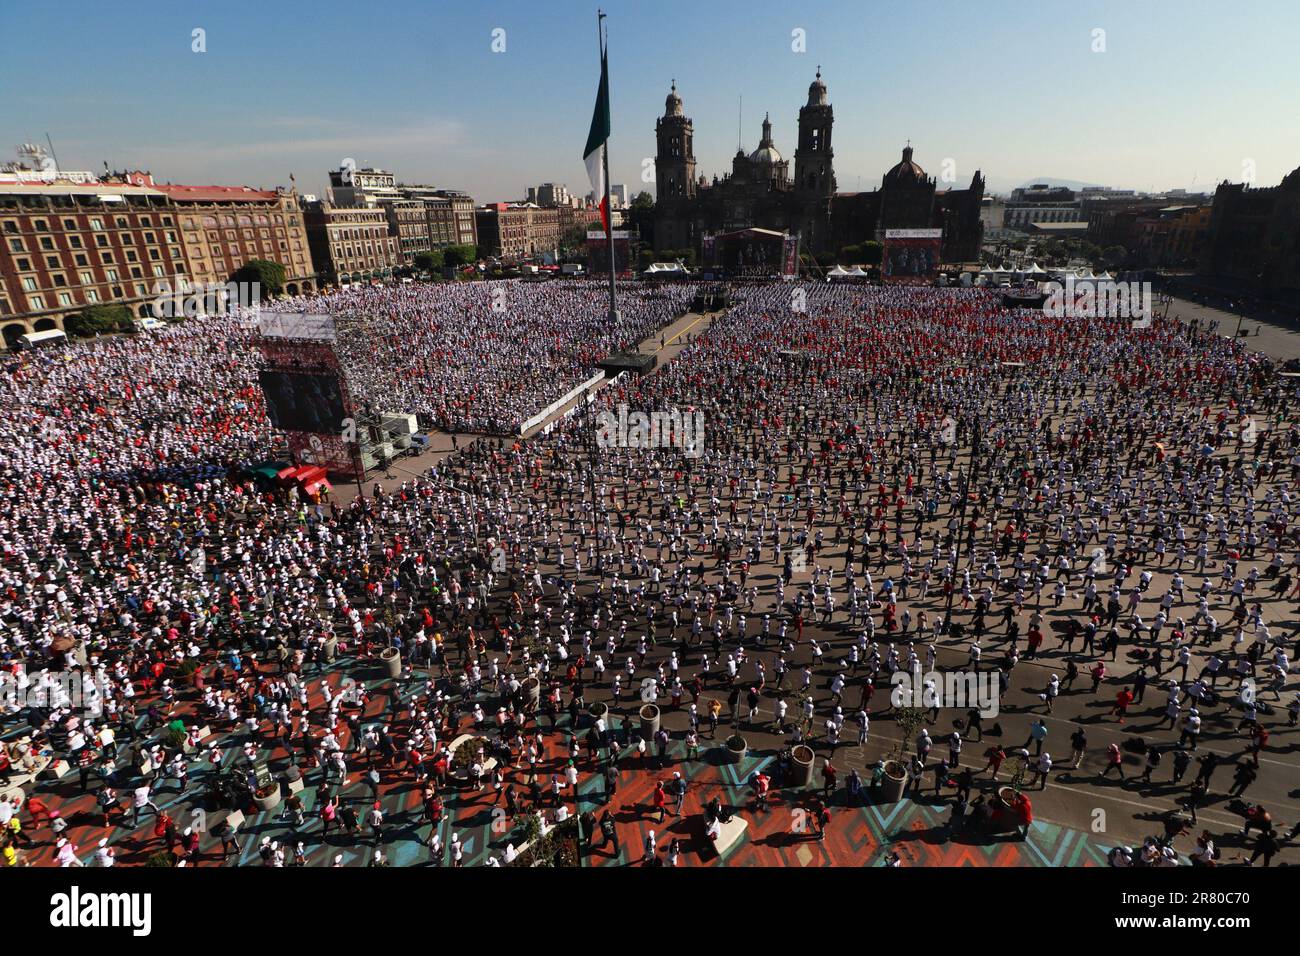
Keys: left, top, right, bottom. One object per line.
{"left": 794, "top": 67, "right": 835, "bottom": 252}
{"left": 794, "top": 67, "right": 835, "bottom": 198}
{"left": 655, "top": 80, "right": 696, "bottom": 201}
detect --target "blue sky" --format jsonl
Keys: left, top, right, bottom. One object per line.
{"left": 2, "top": 0, "right": 1297, "bottom": 202}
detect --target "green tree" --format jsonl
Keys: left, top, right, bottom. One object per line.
{"left": 858, "top": 240, "right": 883, "bottom": 266}
{"left": 1102, "top": 245, "right": 1127, "bottom": 269}
{"left": 229, "top": 259, "right": 286, "bottom": 300}
{"left": 65, "top": 303, "right": 134, "bottom": 338}
{"left": 442, "top": 244, "right": 478, "bottom": 268}
{"left": 413, "top": 250, "right": 444, "bottom": 273}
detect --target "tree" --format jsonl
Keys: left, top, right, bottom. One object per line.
{"left": 858, "top": 240, "right": 883, "bottom": 266}
{"left": 65, "top": 304, "right": 134, "bottom": 338}
{"left": 413, "top": 250, "right": 444, "bottom": 273}
{"left": 442, "top": 244, "right": 477, "bottom": 268}
{"left": 229, "top": 259, "right": 286, "bottom": 300}
{"left": 1102, "top": 245, "right": 1127, "bottom": 269}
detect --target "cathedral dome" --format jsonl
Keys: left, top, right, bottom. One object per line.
{"left": 883, "top": 144, "right": 927, "bottom": 187}
{"left": 807, "top": 67, "right": 827, "bottom": 106}
{"left": 748, "top": 113, "right": 782, "bottom": 165}
{"left": 664, "top": 80, "right": 683, "bottom": 117}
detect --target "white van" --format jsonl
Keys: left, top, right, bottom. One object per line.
{"left": 18, "top": 328, "right": 68, "bottom": 349}
{"left": 134, "top": 317, "right": 166, "bottom": 332}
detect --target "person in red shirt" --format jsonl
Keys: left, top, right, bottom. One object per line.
{"left": 1110, "top": 687, "right": 1135, "bottom": 723}
{"left": 983, "top": 745, "right": 1006, "bottom": 778}
{"left": 651, "top": 780, "right": 667, "bottom": 823}
{"left": 1026, "top": 627, "right": 1044, "bottom": 659}
{"left": 1097, "top": 743, "right": 1125, "bottom": 780}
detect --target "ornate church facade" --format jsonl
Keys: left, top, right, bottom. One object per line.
{"left": 652, "top": 71, "right": 985, "bottom": 262}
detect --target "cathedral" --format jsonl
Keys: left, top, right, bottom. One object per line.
{"left": 653, "top": 70, "right": 986, "bottom": 262}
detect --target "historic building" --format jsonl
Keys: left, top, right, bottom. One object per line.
{"left": 303, "top": 202, "right": 400, "bottom": 286}
{"left": 0, "top": 165, "right": 315, "bottom": 347}
{"left": 652, "top": 71, "right": 985, "bottom": 262}
{"left": 1198, "top": 166, "right": 1300, "bottom": 296}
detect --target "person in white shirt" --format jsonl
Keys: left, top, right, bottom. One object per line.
{"left": 56, "top": 837, "right": 84, "bottom": 867}
{"left": 95, "top": 838, "right": 115, "bottom": 867}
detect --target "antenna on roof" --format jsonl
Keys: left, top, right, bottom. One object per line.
{"left": 738, "top": 95, "right": 742, "bottom": 153}
{"left": 44, "top": 133, "right": 61, "bottom": 174}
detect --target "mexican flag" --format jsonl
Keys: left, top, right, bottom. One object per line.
{"left": 583, "top": 49, "right": 611, "bottom": 236}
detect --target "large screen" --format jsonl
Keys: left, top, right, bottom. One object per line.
{"left": 721, "top": 234, "right": 784, "bottom": 277}
{"left": 883, "top": 230, "right": 943, "bottom": 280}
{"left": 258, "top": 369, "right": 347, "bottom": 434}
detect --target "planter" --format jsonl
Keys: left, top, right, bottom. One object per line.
{"left": 323, "top": 635, "right": 338, "bottom": 662}
{"left": 789, "top": 744, "right": 815, "bottom": 787}
{"left": 724, "top": 735, "right": 747, "bottom": 764}
{"left": 253, "top": 784, "right": 281, "bottom": 812}
{"left": 879, "top": 760, "right": 908, "bottom": 803}
{"left": 639, "top": 704, "right": 661, "bottom": 739}
{"left": 522, "top": 677, "right": 540, "bottom": 708}
{"left": 380, "top": 647, "right": 401, "bottom": 679}
{"left": 996, "top": 786, "right": 1019, "bottom": 809}
{"left": 588, "top": 701, "right": 608, "bottom": 721}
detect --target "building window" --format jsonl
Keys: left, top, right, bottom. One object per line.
{"left": 22, "top": 277, "right": 38, "bottom": 292}
{"left": 90, "top": 218, "right": 104, "bottom": 231}
{"left": 58, "top": 292, "right": 73, "bottom": 306}
{"left": 85, "top": 289, "right": 100, "bottom": 303}
{"left": 28, "top": 295, "right": 44, "bottom": 310}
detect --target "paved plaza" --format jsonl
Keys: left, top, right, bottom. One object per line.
{"left": 5, "top": 284, "right": 1298, "bottom": 870}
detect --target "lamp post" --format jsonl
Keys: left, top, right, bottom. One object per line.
{"left": 586, "top": 387, "right": 605, "bottom": 581}
{"left": 942, "top": 417, "right": 982, "bottom": 635}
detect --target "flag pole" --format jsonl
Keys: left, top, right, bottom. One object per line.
{"left": 598, "top": 10, "right": 618, "bottom": 323}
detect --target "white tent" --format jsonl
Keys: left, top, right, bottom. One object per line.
{"left": 1024, "top": 262, "right": 1047, "bottom": 275}
{"left": 847, "top": 266, "right": 869, "bottom": 276}
{"left": 826, "top": 265, "right": 851, "bottom": 276}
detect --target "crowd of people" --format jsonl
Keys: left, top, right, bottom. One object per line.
{"left": 266, "top": 280, "right": 695, "bottom": 434}
{"left": 1, "top": 279, "right": 1297, "bottom": 868}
